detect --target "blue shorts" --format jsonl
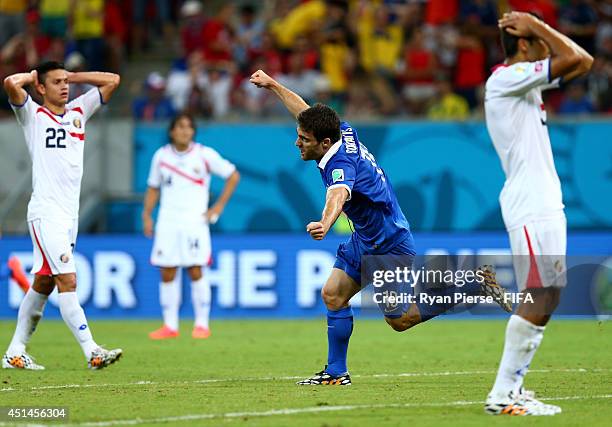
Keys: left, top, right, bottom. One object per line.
{"left": 333, "top": 233, "right": 416, "bottom": 285}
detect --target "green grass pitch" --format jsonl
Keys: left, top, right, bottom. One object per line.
{"left": 0, "top": 318, "right": 610, "bottom": 426}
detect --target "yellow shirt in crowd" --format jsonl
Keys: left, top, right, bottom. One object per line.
{"left": 269, "top": 0, "right": 325, "bottom": 49}
{"left": 40, "top": 0, "right": 70, "bottom": 17}
{"left": 0, "top": 0, "right": 26, "bottom": 14}
{"left": 72, "top": 0, "right": 104, "bottom": 39}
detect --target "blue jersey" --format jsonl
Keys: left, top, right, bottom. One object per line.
{"left": 318, "top": 122, "right": 413, "bottom": 253}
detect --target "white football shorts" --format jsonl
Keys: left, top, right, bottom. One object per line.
{"left": 28, "top": 217, "right": 78, "bottom": 275}
{"left": 508, "top": 216, "right": 567, "bottom": 291}
{"left": 151, "top": 220, "right": 211, "bottom": 267}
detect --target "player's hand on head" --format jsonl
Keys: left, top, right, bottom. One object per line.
{"left": 30, "top": 70, "right": 38, "bottom": 85}
{"left": 249, "top": 70, "right": 274, "bottom": 89}
{"left": 498, "top": 11, "right": 536, "bottom": 37}
{"left": 306, "top": 221, "right": 326, "bottom": 240}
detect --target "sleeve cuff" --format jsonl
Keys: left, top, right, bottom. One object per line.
{"left": 9, "top": 94, "right": 29, "bottom": 108}
{"left": 547, "top": 57, "right": 553, "bottom": 83}
{"left": 98, "top": 88, "right": 106, "bottom": 105}
{"left": 327, "top": 183, "right": 352, "bottom": 201}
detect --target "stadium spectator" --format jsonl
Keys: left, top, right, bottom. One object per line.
{"left": 509, "top": 0, "right": 558, "bottom": 28}
{"left": 72, "top": 0, "right": 105, "bottom": 72}
{"left": 179, "top": 0, "right": 206, "bottom": 57}
{"left": 104, "top": 0, "right": 127, "bottom": 73}
{"left": 459, "top": 0, "right": 501, "bottom": 67}
{"left": 133, "top": 72, "right": 176, "bottom": 121}
{"left": 357, "top": 4, "right": 403, "bottom": 114}
{"left": 401, "top": 27, "right": 438, "bottom": 115}
{"left": 558, "top": 82, "right": 595, "bottom": 115}
{"left": 0, "top": 0, "right": 26, "bottom": 47}
{"left": 166, "top": 57, "right": 195, "bottom": 114}
{"left": 587, "top": 58, "right": 612, "bottom": 113}
{"left": 132, "top": 0, "right": 175, "bottom": 52}
{"left": 453, "top": 28, "right": 486, "bottom": 110}
{"left": 559, "top": 0, "right": 598, "bottom": 53}
{"left": 292, "top": 35, "right": 319, "bottom": 71}
{"left": 234, "top": 4, "right": 266, "bottom": 70}
{"left": 594, "top": 1, "right": 612, "bottom": 56}
{"left": 276, "top": 53, "right": 323, "bottom": 104}
{"left": 1, "top": 11, "right": 49, "bottom": 72}
{"left": 268, "top": 0, "right": 325, "bottom": 50}
{"left": 319, "top": 25, "right": 354, "bottom": 113}
{"left": 39, "top": 0, "right": 69, "bottom": 38}
{"left": 199, "top": 65, "right": 234, "bottom": 119}
{"left": 201, "top": 4, "right": 235, "bottom": 67}
{"left": 247, "top": 32, "right": 283, "bottom": 76}
{"left": 425, "top": 0, "right": 458, "bottom": 26}
{"left": 427, "top": 77, "right": 470, "bottom": 120}
{"left": 459, "top": 0, "right": 498, "bottom": 28}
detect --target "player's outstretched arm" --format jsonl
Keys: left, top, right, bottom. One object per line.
{"left": 3, "top": 70, "right": 36, "bottom": 106}
{"left": 499, "top": 12, "right": 593, "bottom": 81}
{"left": 207, "top": 170, "right": 240, "bottom": 224}
{"left": 142, "top": 187, "right": 160, "bottom": 237}
{"left": 307, "top": 187, "right": 349, "bottom": 241}
{"left": 249, "top": 69, "right": 309, "bottom": 118}
{"left": 68, "top": 71, "right": 121, "bottom": 103}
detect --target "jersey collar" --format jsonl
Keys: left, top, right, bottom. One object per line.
{"left": 171, "top": 142, "right": 195, "bottom": 156}
{"left": 317, "top": 139, "right": 342, "bottom": 169}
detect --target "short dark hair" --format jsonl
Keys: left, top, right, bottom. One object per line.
{"left": 35, "top": 61, "right": 65, "bottom": 85}
{"left": 168, "top": 112, "right": 196, "bottom": 142}
{"left": 297, "top": 103, "right": 340, "bottom": 143}
{"left": 500, "top": 12, "right": 543, "bottom": 59}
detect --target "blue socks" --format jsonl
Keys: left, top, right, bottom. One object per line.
{"left": 326, "top": 306, "right": 353, "bottom": 376}
{"left": 415, "top": 281, "right": 481, "bottom": 322}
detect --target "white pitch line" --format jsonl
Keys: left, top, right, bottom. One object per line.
{"left": 2, "top": 394, "right": 609, "bottom": 427}
{"left": 0, "top": 368, "right": 608, "bottom": 394}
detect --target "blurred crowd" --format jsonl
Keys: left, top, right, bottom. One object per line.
{"left": 1, "top": 0, "right": 611, "bottom": 120}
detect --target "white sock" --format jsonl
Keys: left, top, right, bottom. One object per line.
{"left": 489, "top": 315, "right": 545, "bottom": 400}
{"left": 6, "top": 289, "right": 48, "bottom": 356}
{"left": 58, "top": 292, "right": 98, "bottom": 359}
{"left": 160, "top": 279, "right": 180, "bottom": 331}
{"left": 191, "top": 276, "right": 211, "bottom": 329}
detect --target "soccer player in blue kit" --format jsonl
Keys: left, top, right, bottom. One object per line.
{"left": 250, "top": 70, "right": 511, "bottom": 386}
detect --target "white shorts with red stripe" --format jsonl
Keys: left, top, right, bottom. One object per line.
{"left": 151, "top": 220, "right": 211, "bottom": 268}
{"left": 28, "top": 218, "right": 78, "bottom": 275}
{"left": 508, "top": 216, "right": 567, "bottom": 291}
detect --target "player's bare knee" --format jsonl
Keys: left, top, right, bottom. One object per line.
{"left": 187, "top": 266, "right": 202, "bottom": 281}
{"left": 321, "top": 287, "right": 345, "bottom": 311}
{"left": 160, "top": 268, "right": 177, "bottom": 282}
{"left": 55, "top": 273, "right": 77, "bottom": 292}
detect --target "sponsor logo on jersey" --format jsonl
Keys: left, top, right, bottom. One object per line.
{"left": 60, "top": 253, "right": 70, "bottom": 263}
{"left": 193, "top": 167, "right": 201, "bottom": 174}
{"left": 73, "top": 118, "right": 82, "bottom": 129}
{"left": 332, "top": 169, "right": 344, "bottom": 183}
{"left": 79, "top": 324, "right": 88, "bottom": 330}
{"left": 535, "top": 61, "right": 543, "bottom": 72}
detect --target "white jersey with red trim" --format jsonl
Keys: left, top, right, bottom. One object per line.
{"left": 484, "top": 57, "right": 565, "bottom": 231}
{"left": 147, "top": 143, "right": 236, "bottom": 224}
{"left": 11, "top": 88, "right": 103, "bottom": 221}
